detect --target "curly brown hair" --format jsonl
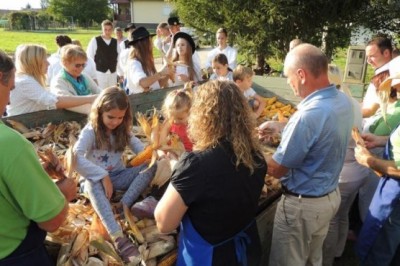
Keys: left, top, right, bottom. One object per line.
{"left": 89, "top": 86, "right": 133, "bottom": 152}
{"left": 188, "top": 80, "right": 263, "bottom": 173}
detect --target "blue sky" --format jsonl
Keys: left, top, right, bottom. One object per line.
{"left": 0, "top": 0, "right": 41, "bottom": 10}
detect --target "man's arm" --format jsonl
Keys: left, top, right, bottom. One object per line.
{"left": 265, "top": 154, "right": 289, "bottom": 179}
{"left": 37, "top": 200, "right": 69, "bottom": 232}
{"left": 355, "top": 145, "right": 400, "bottom": 178}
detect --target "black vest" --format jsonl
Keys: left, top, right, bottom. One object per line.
{"left": 124, "top": 39, "right": 130, "bottom": 49}
{"left": 94, "top": 36, "right": 118, "bottom": 73}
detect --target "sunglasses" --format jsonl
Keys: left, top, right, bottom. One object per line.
{"left": 74, "top": 63, "right": 86, "bottom": 68}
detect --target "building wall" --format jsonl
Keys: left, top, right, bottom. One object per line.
{"left": 132, "top": 1, "right": 173, "bottom": 26}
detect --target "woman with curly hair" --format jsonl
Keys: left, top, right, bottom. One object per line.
{"left": 155, "top": 80, "right": 267, "bottom": 266}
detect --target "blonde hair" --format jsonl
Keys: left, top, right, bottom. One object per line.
{"left": 89, "top": 86, "right": 133, "bottom": 152}
{"left": 188, "top": 80, "right": 263, "bottom": 173}
{"left": 101, "top": 19, "right": 113, "bottom": 28}
{"left": 60, "top": 44, "right": 87, "bottom": 67}
{"left": 15, "top": 44, "right": 47, "bottom": 87}
{"left": 233, "top": 65, "right": 253, "bottom": 81}
{"left": 162, "top": 89, "right": 192, "bottom": 119}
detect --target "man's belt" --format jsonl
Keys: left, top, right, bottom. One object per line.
{"left": 282, "top": 185, "right": 330, "bottom": 198}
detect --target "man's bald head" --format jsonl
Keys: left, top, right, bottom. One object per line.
{"left": 285, "top": 43, "right": 328, "bottom": 79}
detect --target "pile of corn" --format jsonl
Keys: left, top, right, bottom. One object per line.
{"left": 6, "top": 120, "right": 177, "bottom": 266}
{"left": 47, "top": 197, "right": 176, "bottom": 266}
{"left": 259, "top": 96, "right": 297, "bottom": 121}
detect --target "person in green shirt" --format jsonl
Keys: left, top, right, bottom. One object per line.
{"left": 0, "top": 49, "right": 76, "bottom": 265}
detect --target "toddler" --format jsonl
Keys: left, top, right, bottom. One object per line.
{"left": 233, "top": 65, "right": 266, "bottom": 118}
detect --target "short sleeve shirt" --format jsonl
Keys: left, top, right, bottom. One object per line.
{"left": 273, "top": 86, "right": 353, "bottom": 196}
{"left": 0, "top": 122, "right": 65, "bottom": 258}
{"left": 171, "top": 141, "right": 266, "bottom": 244}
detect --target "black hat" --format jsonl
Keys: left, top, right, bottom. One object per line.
{"left": 127, "top": 27, "right": 155, "bottom": 46}
{"left": 168, "top": 17, "right": 181, "bottom": 26}
{"left": 124, "top": 22, "right": 136, "bottom": 32}
{"left": 173, "top": 32, "right": 195, "bottom": 54}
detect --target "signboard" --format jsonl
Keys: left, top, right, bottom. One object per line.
{"left": 344, "top": 45, "right": 368, "bottom": 84}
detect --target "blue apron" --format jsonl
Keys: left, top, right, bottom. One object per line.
{"left": 357, "top": 137, "right": 400, "bottom": 261}
{"left": 177, "top": 215, "right": 253, "bottom": 266}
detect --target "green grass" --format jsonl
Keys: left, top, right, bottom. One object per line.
{"left": 0, "top": 28, "right": 101, "bottom": 54}
{"left": 0, "top": 28, "right": 162, "bottom": 58}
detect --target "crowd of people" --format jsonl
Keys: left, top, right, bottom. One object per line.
{"left": 2, "top": 14, "right": 400, "bottom": 266}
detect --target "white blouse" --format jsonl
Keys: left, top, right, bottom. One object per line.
{"left": 205, "top": 45, "right": 238, "bottom": 70}
{"left": 125, "top": 59, "right": 161, "bottom": 94}
{"left": 7, "top": 74, "right": 58, "bottom": 116}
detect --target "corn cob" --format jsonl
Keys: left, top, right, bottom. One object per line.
{"left": 147, "top": 236, "right": 175, "bottom": 260}
{"left": 123, "top": 205, "right": 145, "bottom": 244}
{"left": 130, "top": 145, "right": 153, "bottom": 167}
{"left": 151, "top": 110, "right": 160, "bottom": 149}
{"left": 157, "top": 250, "right": 178, "bottom": 266}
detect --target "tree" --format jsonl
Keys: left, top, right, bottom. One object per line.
{"left": 171, "top": 0, "right": 370, "bottom": 71}
{"left": 355, "top": 0, "right": 400, "bottom": 33}
{"left": 41, "top": 0, "right": 50, "bottom": 9}
{"left": 48, "top": 0, "right": 112, "bottom": 26}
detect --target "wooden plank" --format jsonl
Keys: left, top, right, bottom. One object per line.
{"left": 252, "top": 75, "right": 367, "bottom": 104}
{"left": 2, "top": 86, "right": 182, "bottom": 128}
{"left": 2, "top": 109, "right": 87, "bottom": 129}
{"left": 252, "top": 76, "right": 301, "bottom": 106}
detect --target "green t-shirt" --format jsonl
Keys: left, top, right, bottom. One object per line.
{"left": 369, "top": 101, "right": 400, "bottom": 136}
{"left": 0, "top": 121, "right": 65, "bottom": 258}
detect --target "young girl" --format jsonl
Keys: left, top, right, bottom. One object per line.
{"left": 130, "top": 89, "right": 193, "bottom": 220}
{"left": 171, "top": 32, "right": 202, "bottom": 86}
{"left": 161, "top": 88, "right": 193, "bottom": 152}
{"left": 209, "top": 53, "right": 233, "bottom": 81}
{"left": 74, "top": 86, "right": 156, "bottom": 263}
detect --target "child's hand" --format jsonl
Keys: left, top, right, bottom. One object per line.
{"left": 102, "top": 175, "right": 113, "bottom": 200}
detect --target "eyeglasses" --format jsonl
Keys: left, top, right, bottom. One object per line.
{"left": 74, "top": 63, "right": 86, "bottom": 68}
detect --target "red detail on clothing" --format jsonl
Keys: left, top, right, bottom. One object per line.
{"left": 170, "top": 123, "right": 193, "bottom": 151}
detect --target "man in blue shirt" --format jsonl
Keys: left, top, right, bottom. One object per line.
{"left": 259, "top": 43, "right": 353, "bottom": 265}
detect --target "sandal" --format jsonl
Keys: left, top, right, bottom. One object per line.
{"left": 131, "top": 196, "right": 158, "bottom": 219}
{"left": 114, "top": 236, "right": 140, "bottom": 264}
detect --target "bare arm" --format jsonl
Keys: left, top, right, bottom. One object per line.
{"left": 355, "top": 145, "right": 400, "bottom": 178}
{"left": 55, "top": 95, "right": 97, "bottom": 109}
{"left": 139, "top": 65, "right": 172, "bottom": 89}
{"left": 154, "top": 183, "right": 188, "bottom": 233}
{"left": 362, "top": 103, "right": 379, "bottom": 118}
{"left": 265, "top": 154, "right": 289, "bottom": 179}
{"left": 362, "top": 133, "right": 389, "bottom": 149}
{"left": 37, "top": 200, "right": 68, "bottom": 232}
{"left": 253, "top": 94, "right": 266, "bottom": 118}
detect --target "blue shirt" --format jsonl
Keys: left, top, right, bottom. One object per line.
{"left": 273, "top": 85, "right": 353, "bottom": 196}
